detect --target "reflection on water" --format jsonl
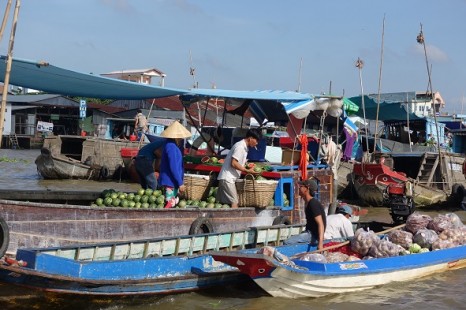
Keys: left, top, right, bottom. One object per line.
{"left": 0, "top": 149, "right": 465, "bottom": 309}
{"left": 0, "top": 149, "right": 139, "bottom": 192}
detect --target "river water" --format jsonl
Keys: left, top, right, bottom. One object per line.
{"left": 0, "top": 149, "right": 465, "bottom": 310}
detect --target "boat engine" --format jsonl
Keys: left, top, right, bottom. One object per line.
{"left": 383, "top": 182, "right": 415, "bottom": 224}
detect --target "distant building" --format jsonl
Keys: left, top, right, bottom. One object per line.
{"left": 101, "top": 68, "right": 166, "bottom": 86}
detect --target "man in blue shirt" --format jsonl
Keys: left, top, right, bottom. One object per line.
{"left": 134, "top": 138, "right": 165, "bottom": 190}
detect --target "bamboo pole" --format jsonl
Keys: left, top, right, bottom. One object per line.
{"left": 0, "top": 0, "right": 12, "bottom": 41}
{"left": 373, "top": 15, "right": 385, "bottom": 154}
{"left": 417, "top": 24, "right": 444, "bottom": 187}
{"left": 356, "top": 58, "right": 369, "bottom": 160}
{"left": 0, "top": 0, "right": 20, "bottom": 149}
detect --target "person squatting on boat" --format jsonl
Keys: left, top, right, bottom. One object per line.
{"left": 216, "top": 128, "right": 262, "bottom": 209}
{"left": 134, "top": 139, "right": 165, "bottom": 190}
{"left": 284, "top": 179, "right": 327, "bottom": 250}
{"left": 158, "top": 121, "right": 192, "bottom": 209}
{"left": 134, "top": 109, "right": 148, "bottom": 138}
{"left": 324, "top": 205, "right": 355, "bottom": 241}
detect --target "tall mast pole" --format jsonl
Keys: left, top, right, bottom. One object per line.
{"left": 373, "top": 15, "right": 385, "bottom": 154}
{"left": 0, "top": 0, "right": 20, "bottom": 148}
{"left": 356, "top": 58, "right": 369, "bottom": 160}
{"left": 417, "top": 23, "right": 444, "bottom": 186}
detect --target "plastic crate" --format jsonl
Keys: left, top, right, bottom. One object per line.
{"left": 120, "top": 148, "right": 139, "bottom": 158}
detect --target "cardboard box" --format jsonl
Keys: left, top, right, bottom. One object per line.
{"left": 281, "top": 149, "right": 301, "bottom": 165}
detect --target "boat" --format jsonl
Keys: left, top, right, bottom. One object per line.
{"left": 212, "top": 240, "right": 466, "bottom": 298}
{"left": 35, "top": 147, "right": 105, "bottom": 180}
{"left": 37, "top": 135, "right": 142, "bottom": 180}
{"left": 0, "top": 224, "right": 305, "bottom": 296}
{"left": 0, "top": 198, "right": 298, "bottom": 256}
{"left": 352, "top": 151, "right": 466, "bottom": 208}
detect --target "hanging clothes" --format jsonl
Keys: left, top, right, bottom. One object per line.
{"left": 298, "top": 134, "right": 309, "bottom": 180}
{"left": 343, "top": 126, "right": 357, "bottom": 161}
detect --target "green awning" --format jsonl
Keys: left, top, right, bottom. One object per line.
{"left": 343, "top": 98, "right": 359, "bottom": 115}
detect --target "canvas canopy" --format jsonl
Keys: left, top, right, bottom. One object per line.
{"left": 1, "top": 56, "right": 351, "bottom": 124}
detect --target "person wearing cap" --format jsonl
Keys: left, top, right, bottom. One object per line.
{"left": 158, "top": 121, "right": 192, "bottom": 209}
{"left": 324, "top": 205, "right": 355, "bottom": 241}
{"left": 216, "top": 128, "right": 262, "bottom": 209}
{"left": 284, "top": 179, "right": 326, "bottom": 250}
{"left": 134, "top": 138, "right": 165, "bottom": 190}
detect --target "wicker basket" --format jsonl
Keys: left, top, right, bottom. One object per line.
{"left": 235, "top": 174, "right": 278, "bottom": 208}
{"left": 182, "top": 173, "right": 213, "bottom": 201}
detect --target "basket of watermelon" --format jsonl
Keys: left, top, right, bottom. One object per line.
{"left": 181, "top": 173, "right": 214, "bottom": 201}
{"left": 235, "top": 174, "right": 278, "bottom": 208}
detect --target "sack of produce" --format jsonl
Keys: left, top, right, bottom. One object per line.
{"left": 438, "top": 228, "right": 465, "bottom": 245}
{"left": 387, "top": 229, "right": 413, "bottom": 249}
{"left": 350, "top": 228, "right": 379, "bottom": 256}
{"left": 413, "top": 229, "right": 438, "bottom": 249}
{"left": 432, "top": 239, "right": 457, "bottom": 250}
{"left": 299, "top": 253, "right": 327, "bottom": 263}
{"left": 445, "top": 213, "right": 464, "bottom": 229}
{"left": 324, "top": 251, "right": 349, "bottom": 263}
{"left": 368, "top": 239, "right": 403, "bottom": 258}
{"left": 405, "top": 212, "right": 432, "bottom": 234}
{"left": 427, "top": 214, "right": 454, "bottom": 233}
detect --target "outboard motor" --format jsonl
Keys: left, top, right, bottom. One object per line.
{"left": 383, "top": 182, "right": 415, "bottom": 224}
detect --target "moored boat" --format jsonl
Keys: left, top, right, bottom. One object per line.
{"left": 352, "top": 151, "right": 466, "bottom": 208}
{"left": 0, "top": 224, "right": 305, "bottom": 296}
{"left": 35, "top": 147, "right": 105, "bottom": 180}
{"left": 212, "top": 232, "right": 466, "bottom": 299}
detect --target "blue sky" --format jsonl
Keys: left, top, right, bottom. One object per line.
{"left": 1, "top": 0, "right": 465, "bottom": 113}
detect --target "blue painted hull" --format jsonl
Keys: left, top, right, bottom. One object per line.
{"left": 0, "top": 253, "right": 248, "bottom": 296}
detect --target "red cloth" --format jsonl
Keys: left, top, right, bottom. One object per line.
{"left": 324, "top": 242, "right": 362, "bottom": 258}
{"left": 298, "top": 134, "right": 308, "bottom": 180}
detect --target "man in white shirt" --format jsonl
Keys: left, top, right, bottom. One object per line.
{"left": 324, "top": 205, "right": 355, "bottom": 240}
{"left": 216, "top": 128, "right": 262, "bottom": 208}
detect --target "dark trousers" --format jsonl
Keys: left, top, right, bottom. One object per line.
{"left": 134, "top": 157, "right": 158, "bottom": 190}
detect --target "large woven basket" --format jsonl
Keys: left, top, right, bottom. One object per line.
{"left": 182, "top": 173, "right": 213, "bottom": 201}
{"left": 235, "top": 174, "right": 278, "bottom": 208}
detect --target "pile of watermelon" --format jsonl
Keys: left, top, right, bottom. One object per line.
{"left": 177, "top": 186, "right": 230, "bottom": 209}
{"left": 91, "top": 187, "right": 230, "bottom": 209}
{"left": 92, "top": 188, "right": 166, "bottom": 209}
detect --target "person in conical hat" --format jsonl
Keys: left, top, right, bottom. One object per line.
{"left": 159, "top": 121, "right": 192, "bottom": 208}
{"left": 160, "top": 120, "right": 192, "bottom": 139}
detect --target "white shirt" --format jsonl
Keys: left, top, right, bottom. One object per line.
{"left": 218, "top": 139, "right": 248, "bottom": 183}
{"left": 324, "top": 214, "right": 354, "bottom": 240}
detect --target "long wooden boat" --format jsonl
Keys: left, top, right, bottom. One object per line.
{"left": 352, "top": 152, "right": 466, "bottom": 207}
{"left": 0, "top": 224, "right": 305, "bottom": 296}
{"left": 0, "top": 199, "right": 287, "bottom": 256}
{"left": 35, "top": 147, "right": 104, "bottom": 180}
{"left": 212, "top": 243, "right": 466, "bottom": 299}
{"left": 39, "top": 135, "right": 142, "bottom": 180}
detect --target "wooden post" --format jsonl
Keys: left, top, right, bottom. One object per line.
{"left": 0, "top": 0, "right": 20, "bottom": 148}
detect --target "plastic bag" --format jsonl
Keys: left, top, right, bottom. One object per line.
{"left": 405, "top": 212, "right": 432, "bottom": 234}
{"left": 438, "top": 228, "right": 464, "bottom": 245}
{"left": 413, "top": 229, "right": 438, "bottom": 249}
{"left": 368, "top": 239, "right": 402, "bottom": 258}
{"left": 445, "top": 213, "right": 464, "bottom": 229}
{"left": 427, "top": 214, "right": 454, "bottom": 233}
{"left": 432, "top": 239, "right": 457, "bottom": 250}
{"left": 324, "top": 251, "right": 349, "bottom": 263}
{"left": 298, "top": 253, "right": 327, "bottom": 263}
{"left": 387, "top": 229, "right": 413, "bottom": 249}
{"left": 350, "top": 228, "right": 379, "bottom": 256}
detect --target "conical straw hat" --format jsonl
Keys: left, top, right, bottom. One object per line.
{"left": 160, "top": 121, "right": 192, "bottom": 139}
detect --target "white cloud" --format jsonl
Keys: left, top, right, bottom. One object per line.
{"left": 413, "top": 44, "right": 449, "bottom": 62}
